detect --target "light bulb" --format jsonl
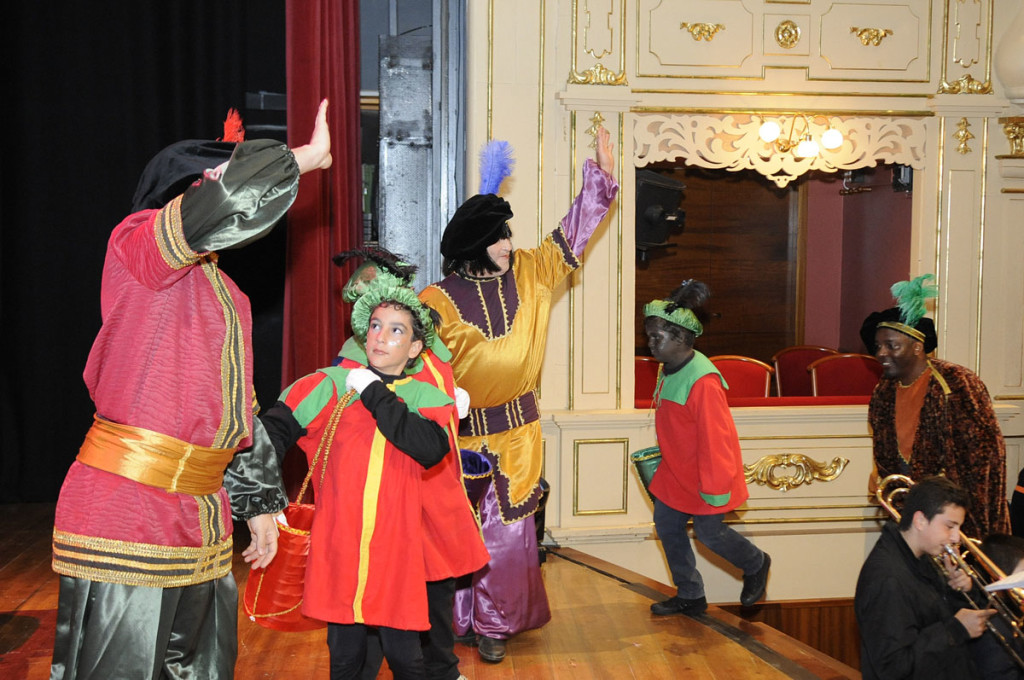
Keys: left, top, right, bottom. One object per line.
{"left": 759, "top": 121, "right": 782, "bottom": 143}
{"left": 821, "top": 128, "right": 843, "bottom": 150}
{"left": 795, "top": 138, "right": 819, "bottom": 158}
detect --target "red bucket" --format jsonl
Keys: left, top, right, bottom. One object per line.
{"left": 242, "top": 502, "right": 324, "bottom": 631}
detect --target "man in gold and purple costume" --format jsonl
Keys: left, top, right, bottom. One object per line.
{"left": 50, "top": 102, "right": 333, "bottom": 679}
{"left": 418, "top": 129, "right": 617, "bottom": 664}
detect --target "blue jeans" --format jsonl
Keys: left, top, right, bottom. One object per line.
{"left": 653, "top": 498, "right": 764, "bottom": 600}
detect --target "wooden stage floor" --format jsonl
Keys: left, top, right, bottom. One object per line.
{"left": 1, "top": 504, "right": 858, "bottom": 679}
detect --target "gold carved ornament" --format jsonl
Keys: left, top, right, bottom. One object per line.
{"left": 850, "top": 27, "right": 893, "bottom": 46}
{"left": 568, "top": 62, "right": 627, "bottom": 86}
{"left": 774, "top": 20, "right": 801, "bottom": 50}
{"left": 744, "top": 453, "right": 849, "bottom": 492}
{"left": 954, "top": 117, "right": 975, "bottom": 155}
{"left": 585, "top": 112, "right": 605, "bottom": 149}
{"left": 938, "top": 74, "right": 993, "bottom": 95}
{"left": 679, "top": 22, "right": 724, "bottom": 42}
{"left": 1000, "top": 118, "right": 1024, "bottom": 157}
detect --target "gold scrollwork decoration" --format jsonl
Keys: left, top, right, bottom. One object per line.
{"left": 1000, "top": 118, "right": 1024, "bottom": 157}
{"left": 954, "top": 117, "right": 975, "bottom": 155}
{"left": 743, "top": 453, "right": 849, "bottom": 492}
{"left": 568, "top": 62, "right": 628, "bottom": 86}
{"left": 774, "top": 20, "right": 801, "bottom": 49}
{"left": 680, "top": 22, "right": 725, "bottom": 42}
{"left": 585, "top": 112, "right": 606, "bottom": 149}
{"left": 938, "top": 73, "right": 993, "bottom": 95}
{"left": 850, "top": 27, "right": 893, "bottom": 46}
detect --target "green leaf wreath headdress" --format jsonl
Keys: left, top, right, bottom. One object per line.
{"left": 333, "top": 248, "right": 436, "bottom": 349}
{"left": 643, "top": 279, "right": 710, "bottom": 337}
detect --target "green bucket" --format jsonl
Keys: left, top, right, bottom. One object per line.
{"left": 629, "top": 446, "right": 661, "bottom": 503}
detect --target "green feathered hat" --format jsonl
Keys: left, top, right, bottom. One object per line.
{"left": 860, "top": 274, "right": 938, "bottom": 353}
{"left": 878, "top": 273, "right": 938, "bottom": 345}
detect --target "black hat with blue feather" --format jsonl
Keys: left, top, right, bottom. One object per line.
{"left": 441, "top": 141, "right": 516, "bottom": 262}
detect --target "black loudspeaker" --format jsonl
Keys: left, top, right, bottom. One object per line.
{"left": 635, "top": 169, "right": 685, "bottom": 260}
{"left": 892, "top": 164, "right": 913, "bottom": 193}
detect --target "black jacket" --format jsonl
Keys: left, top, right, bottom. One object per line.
{"left": 855, "top": 522, "right": 980, "bottom": 680}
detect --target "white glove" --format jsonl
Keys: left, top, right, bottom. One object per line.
{"left": 454, "top": 387, "right": 471, "bottom": 419}
{"left": 346, "top": 368, "right": 381, "bottom": 394}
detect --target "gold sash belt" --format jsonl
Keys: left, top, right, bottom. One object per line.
{"left": 77, "top": 416, "right": 236, "bottom": 495}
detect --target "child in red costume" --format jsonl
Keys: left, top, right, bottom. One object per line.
{"left": 643, "top": 279, "right": 770, "bottom": 617}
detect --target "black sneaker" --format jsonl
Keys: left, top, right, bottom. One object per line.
{"left": 650, "top": 596, "right": 707, "bottom": 616}
{"left": 740, "top": 553, "right": 771, "bottom": 607}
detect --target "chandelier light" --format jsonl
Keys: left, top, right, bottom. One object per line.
{"left": 758, "top": 115, "right": 843, "bottom": 159}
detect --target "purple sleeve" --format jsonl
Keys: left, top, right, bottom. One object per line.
{"left": 561, "top": 158, "right": 620, "bottom": 256}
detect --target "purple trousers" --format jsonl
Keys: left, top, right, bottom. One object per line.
{"left": 452, "top": 483, "right": 551, "bottom": 639}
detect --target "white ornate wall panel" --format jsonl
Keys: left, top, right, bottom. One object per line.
{"left": 937, "top": 163, "right": 985, "bottom": 370}
{"left": 981, "top": 151, "right": 1024, "bottom": 404}
{"left": 816, "top": 2, "right": 930, "bottom": 79}
{"left": 569, "top": 0, "right": 628, "bottom": 85}
{"left": 639, "top": 0, "right": 757, "bottom": 74}
{"left": 939, "top": 0, "right": 995, "bottom": 94}
{"left": 634, "top": 0, "right": 935, "bottom": 90}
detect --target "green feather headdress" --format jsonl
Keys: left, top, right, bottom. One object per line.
{"left": 878, "top": 273, "right": 937, "bottom": 343}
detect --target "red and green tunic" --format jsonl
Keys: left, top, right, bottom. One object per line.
{"left": 281, "top": 367, "right": 455, "bottom": 631}
{"left": 648, "top": 351, "right": 750, "bottom": 515}
{"left": 335, "top": 339, "right": 490, "bottom": 582}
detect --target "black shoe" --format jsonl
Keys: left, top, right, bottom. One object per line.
{"left": 478, "top": 635, "right": 506, "bottom": 663}
{"left": 740, "top": 553, "right": 771, "bottom": 607}
{"left": 454, "top": 631, "right": 478, "bottom": 647}
{"left": 650, "top": 596, "right": 707, "bottom": 616}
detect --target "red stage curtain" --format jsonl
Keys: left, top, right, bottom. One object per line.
{"left": 282, "top": 0, "right": 361, "bottom": 387}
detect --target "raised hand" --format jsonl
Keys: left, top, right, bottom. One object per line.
{"left": 595, "top": 126, "right": 615, "bottom": 176}
{"left": 294, "top": 98, "right": 333, "bottom": 174}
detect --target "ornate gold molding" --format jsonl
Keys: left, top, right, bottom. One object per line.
{"left": 999, "top": 117, "right": 1024, "bottom": 157}
{"left": 850, "top": 27, "right": 893, "bottom": 46}
{"left": 953, "top": 117, "right": 975, "bottom": 155}
{"left": 585, "top": 112, "right": 605, "bottom": 149}
{"left": 937, "top": 73, "right": 993, "bottom": 95}
{"left": 744, "top": 453, "right": 849, "bottom": 492}
{"left": 680, "top": 22, "right": 724, "bottom": 42}
{"left": 568, "top": 62, "right": 628, "bottom": 86}
{"left": 774, "top": 20, "right": 801, "bottom": 49}
{"left": 570, "top": 0, "right": 627, "bottom": 87}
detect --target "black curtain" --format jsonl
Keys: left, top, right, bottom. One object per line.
{"left": 1, "top": 3, "right": 287, "bottom": 502}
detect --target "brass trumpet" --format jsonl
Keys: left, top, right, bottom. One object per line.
{"left": 875, "top": 474, "right": 1024, "bottom": 670}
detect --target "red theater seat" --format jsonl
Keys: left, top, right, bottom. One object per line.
{"left": 771, "top": 345, "right": 838, "bottom": 397}
{"left": 708, "top": 355, "right": 774, "bottom": 404}
{"left": 808, "top": 353, "right": 884, "bottom": 397}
